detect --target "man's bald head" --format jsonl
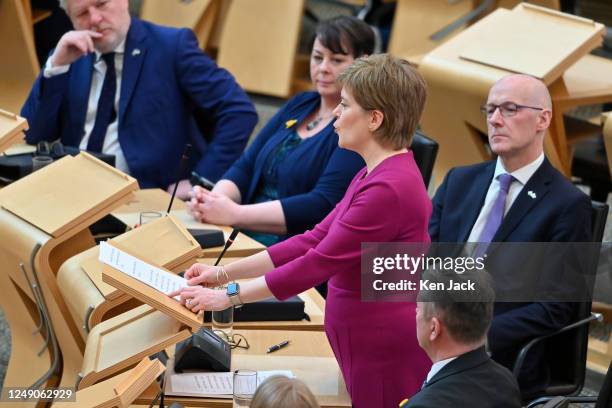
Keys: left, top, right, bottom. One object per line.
{"left": 491, "top": 74, "right": 552, "bottom": 111}
{"left": 485, "top": 74, "right": 553, "bottom": 172}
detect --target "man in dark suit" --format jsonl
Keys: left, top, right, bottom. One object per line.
{"left": 429, "top": 74, "right": 592, "bottom": 395}
{"left": 21, "top": 0, "right": 258, "bottom": 197}
{"left": 402, "top": 270, "right": 521, "bottom": 407}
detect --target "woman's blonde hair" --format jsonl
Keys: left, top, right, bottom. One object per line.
{"left": 337, "top": 53, "right": 427, "bottom": 149}
{"left": 250, "top": 376, "right": 320, "bottom": 408}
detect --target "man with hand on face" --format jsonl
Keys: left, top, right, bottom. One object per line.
{"left": 429, "top": 74, "right": 592, "bottom": 396}
{"left": 21, "top": 0, "right": 257, "bottom": 197}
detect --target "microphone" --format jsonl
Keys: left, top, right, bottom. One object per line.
{"left": 167, "top": 144, "right": 192, "bottom": 214}
{"left": 214, "top": 228, "right": 240, "bottom": 266}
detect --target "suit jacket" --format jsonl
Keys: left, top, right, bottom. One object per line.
{"left": 405, "top": 347, "right": 521, "bottom": 408}
{"left": 429, "top": 158, "right": 592, "bottom": 394}
{"left": 21, "top": 18, "right": 258, "bottom": 189}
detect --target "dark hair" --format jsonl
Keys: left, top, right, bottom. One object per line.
{"left": 314, "top": 16, "right": 375, "bottom": 58}
{"left": 417, "top": 269, "right": 495, "bottom": 344}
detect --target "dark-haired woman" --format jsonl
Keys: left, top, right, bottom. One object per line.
{"left": 187, "top": 16, "right": 374, "bottom": 246}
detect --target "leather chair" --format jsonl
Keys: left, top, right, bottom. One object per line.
{"left": 535, "top": 359, "right": 612, "bottom": 408}
{"left": 410, "top": 131, "right": 439, "bottom": 188}
{"left": 515, "top": 201, "right": 609, "bottom": 404}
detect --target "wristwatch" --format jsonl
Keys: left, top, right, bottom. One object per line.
{"left": 226, "top": 282, "right": 243, "bottom": 308}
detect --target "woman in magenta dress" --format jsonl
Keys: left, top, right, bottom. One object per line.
{"left": 172, "top": 54, "right": 432, "bottom": 407}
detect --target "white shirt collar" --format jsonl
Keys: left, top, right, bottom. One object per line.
{"left": 426, "top": 356, "right": 457, "bottom": 383}
{"left": 94, "top": 39, "right": 126, "bottom": 62}
{"left": 493, "top": 152, "right": 544, "bottom": 186}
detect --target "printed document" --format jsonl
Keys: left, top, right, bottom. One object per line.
{"left": 98, "top": 241, "right": 186, "bottom": 298}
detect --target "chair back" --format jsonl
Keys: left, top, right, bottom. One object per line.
{"left": 410, "top": 131, "right": 439, "bottom": 188}
{"left": 540, "top": 201, "right": 609, "bottom": 397}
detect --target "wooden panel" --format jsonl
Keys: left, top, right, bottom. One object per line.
{"left": 80, "top": 305, "right": 190, "bottom": 389}
{"left": 0, "top": 109, "right": 28, "bottom": 153}
{"left": 140, "top": 0, "right": 219, "bottom": 48}
{"left": 0, "top": 0, "right": 39, "bottom": 113}
{"left": 0, "top": 153, "right": 138, "bottom": 237}
{"left": 388, "top": 0, "right": 474, "bottom": 60}
{"left": 57, "top": 360, "right": 163, "bottom": 408}
{"left": 217, "top": 0, "right": 304, "bottom": 97}
{"left": 459, "top": 5, "right": 605, "bottom": 83}
{"left": 101, "top": 262, "right": 202, "bottom": 331}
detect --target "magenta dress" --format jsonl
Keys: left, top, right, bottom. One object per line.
{"left": 265, "top": 152, "right": 432, "bottom": 407}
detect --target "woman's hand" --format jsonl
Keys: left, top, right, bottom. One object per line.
{"left": 184, "top": 263, "right": 226, "bottom": 287}
{"left": 187, "top": 186, "right": 242, "bottom": 226}
{"left": 170, "top": 286, "right": 231, "bottom": 312}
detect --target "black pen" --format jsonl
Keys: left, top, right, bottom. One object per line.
{"left": 267, "top": 340, "right": 290, "bottom": 353}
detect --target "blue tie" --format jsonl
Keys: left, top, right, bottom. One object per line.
{"left": 474, "top": 173, "right": 514, "bottom": 257}
{"left": 87, "top": 53, "right": 116, "bottom": 153}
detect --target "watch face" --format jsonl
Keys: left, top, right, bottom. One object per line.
{"left": 227, "top": 282, "right": 239, "bottom": 296}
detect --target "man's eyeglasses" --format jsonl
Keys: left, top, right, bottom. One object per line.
{"left": 480, "top": 102, "right": 544, "bottom": 118}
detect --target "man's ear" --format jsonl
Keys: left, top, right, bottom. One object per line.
{"left": 536, "top": 109, "right": 552, "bottom": 133}
{"left": 369, "top": 109, "right": 384, "bottom": 133}
{"left": 430, "top": 316, "right": 442, "bottom": 341}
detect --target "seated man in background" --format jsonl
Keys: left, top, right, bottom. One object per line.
{"left": 21, "top": 0, "right": 257, "bottom": 196}
{"left": 429, "top": 74, "right": 592, "bottom": 395}
{"left": 403, "top": 270, "right": 521, "bottom": 408}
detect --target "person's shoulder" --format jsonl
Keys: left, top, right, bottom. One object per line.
{"left": 284, "top": 91, "right": 320, "bottom": 110}
{"left": 446, "top": 161, "right": 494, "bottom": 181}
{"left": 543, "top": 159, "right": 590, "bottom": 201}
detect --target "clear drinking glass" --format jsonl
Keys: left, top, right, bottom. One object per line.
{"left": 233, "top": 370, "right": 257, "bottom": 407}
{"left": 31, "top": 156, "right": 53, "bottom": 172}
{"left": 212, "top": 288, "right": 234, "bottom": 341}
{"left": 139, "top": 211, "right": 162, "bottom": 226}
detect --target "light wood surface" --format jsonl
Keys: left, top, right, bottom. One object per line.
{"left": 101, "top": 250, "right": 203, "bottom": 331}
{"left": 140, "top": 0, "right": 221, "bottom": 49}
{"left": 141, "top": 330, "right": 351, "bottom": 407}
{"left": 418, "top": 3, "right": 608, "bottom": 184}
{"left": 0, "top": 153, "right": 138, "bottom": 237}
{"left": 458, "top": 4, "right": 604, "bottom": 84}
{"left": 79, "top": 305, "right": 191, "bottom": 390}
{"left": 0, "top": 0, "right": 39, "bottom": 113}
{"left": 0, "top": 109, "right": 28, "bottom": 153}
{"left": 0, "top": 154, "right": 138, "bottom": 404}
{"left": 388, "top": 0, "right": 475, "bottom": 61}
{"left": 55, "top": 359, "right": 164, "bottom": 408}
{"left": 216, "top": 0, "right": 305, "bottom": 97}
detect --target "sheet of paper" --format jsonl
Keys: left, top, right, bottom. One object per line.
{"left": 256, "top": 370, "right": 294, "bottom": 384}
{"left": 99, "top": 241, "right": 186, "bottom": 298}
{"left": 171, "top": 372, "right": 233, "bottom": 395}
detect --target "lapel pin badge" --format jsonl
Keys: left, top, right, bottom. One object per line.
{"left": 132, "top": 49, "right": 141, "bottom": 56}
{"left": 527, "top": 190, "right": 536, "bottom": 199}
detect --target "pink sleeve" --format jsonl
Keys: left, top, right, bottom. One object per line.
{"left": 266, "top": 202, "right": 339, "bottom": 267}
{"left": 265, "top": 179, "right": 405, "bottom": 300}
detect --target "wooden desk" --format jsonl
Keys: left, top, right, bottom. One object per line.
{"left": 418, "top": 6, "right": 607, "bottom": 183}
{"left": 137, "top": 330, "right": 351, "bottom": 407}
{"left": 111, "top": 189, "right": 265, "bottom": 258}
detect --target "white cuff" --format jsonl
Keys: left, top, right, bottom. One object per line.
{"left": 43, "top": 55, "right": 70, "bottom": 78}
